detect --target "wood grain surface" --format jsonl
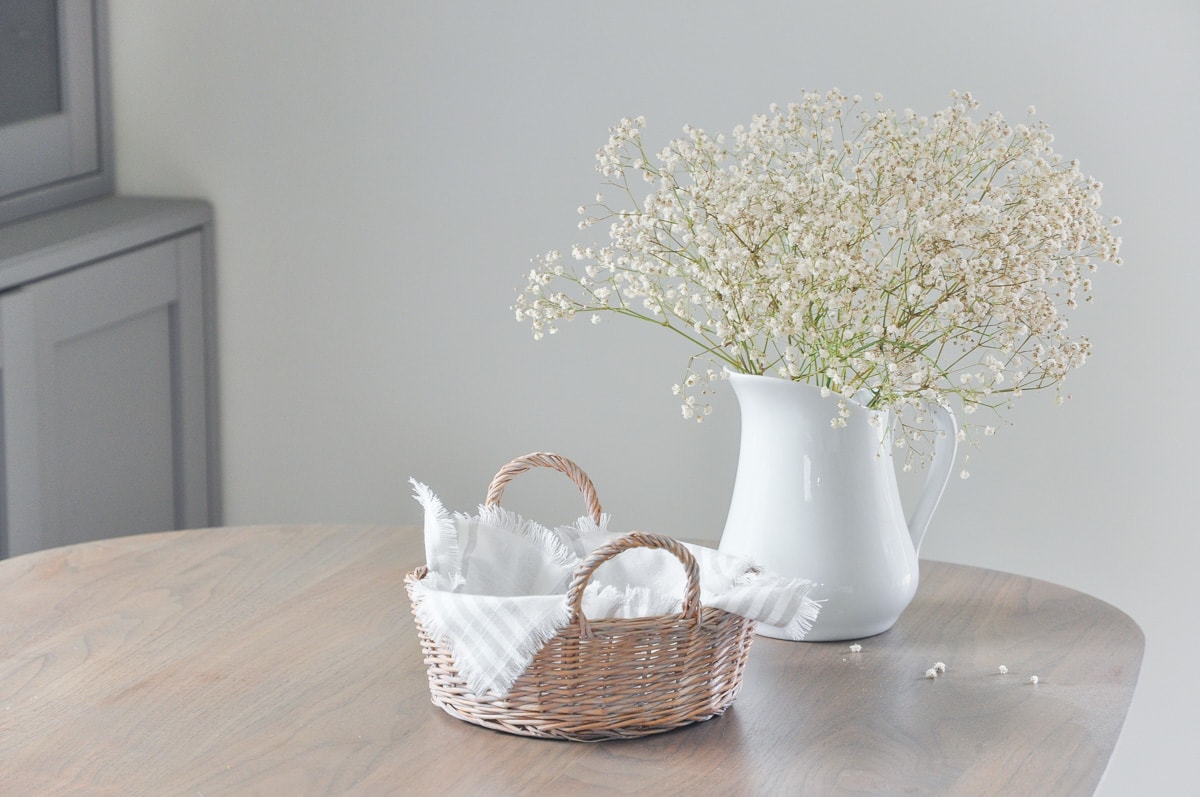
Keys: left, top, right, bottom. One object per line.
{"left": 0, "top": 525, "right": 1142, "bottom": 796}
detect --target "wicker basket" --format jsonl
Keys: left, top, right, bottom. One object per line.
{"left": 405, "top": 452, "right": 759, "bottom": 741}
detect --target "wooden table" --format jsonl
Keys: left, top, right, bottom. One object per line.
{"left": 0, "top": 525, "right": 1142, "bottom": 796}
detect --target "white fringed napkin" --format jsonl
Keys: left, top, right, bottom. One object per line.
{"left": 409, "top": 479, "right": 820, "bottom": 696}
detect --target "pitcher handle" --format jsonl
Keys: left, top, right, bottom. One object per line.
{"left": 906, "top": 401, "right": 959, "bottom": 554}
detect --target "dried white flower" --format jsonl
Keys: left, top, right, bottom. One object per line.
{"left": 925, "top": 668, "right": 938, "bottom": 679}
{"left": 998, "top": 665, "right": 1008, "bottom": 675}
{"left": 517, "top": 91, "right": 1123, "bottom": 458}
{"left": 849, "top": 643, "right": 862, "bottom": 653}
{"left": 1028, "top": 675, "right": 1039, "bottom": 685}
{"left": 934, "top": 661, "right": 946, "bottom": 673}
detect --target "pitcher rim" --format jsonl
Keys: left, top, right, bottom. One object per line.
{"left": 724, "top": 370, "right": 882, "bottom": 415}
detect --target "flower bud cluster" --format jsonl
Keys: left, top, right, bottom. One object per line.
{"left": 513, "top": 90, "right": 1123, "bottom": 458}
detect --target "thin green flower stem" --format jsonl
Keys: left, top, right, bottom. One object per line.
{"left": 604, "top": 305, "right": 744, "bottom": 370}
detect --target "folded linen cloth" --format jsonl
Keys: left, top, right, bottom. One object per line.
{"left": 409, "top": 479, "right": 820, "bottom": 696}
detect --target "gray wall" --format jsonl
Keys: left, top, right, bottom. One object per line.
{"left": 109, "top": 1, "right": 1198, "bottom": 792}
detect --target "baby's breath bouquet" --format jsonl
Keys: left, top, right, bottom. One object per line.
{"left": 514, "top": 90, "right": 1122, "bottom": 461}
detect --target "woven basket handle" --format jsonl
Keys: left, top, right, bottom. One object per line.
{"left": 484, "top": 452, "right": 603, "bottom": 525}
{"left": 566, "top": 531, "right": 702, "bottom": 639}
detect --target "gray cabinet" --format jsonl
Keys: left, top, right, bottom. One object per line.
{"left": 0, "top": 197, "right": 220, "bottom": 557}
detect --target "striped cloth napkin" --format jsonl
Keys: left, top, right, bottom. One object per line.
{"left": 408, "top": 479, "right": 820, "bottom": 697}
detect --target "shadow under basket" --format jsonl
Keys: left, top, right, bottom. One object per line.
{"left": 404, "top": 452, "right": 760, "bottom": 741}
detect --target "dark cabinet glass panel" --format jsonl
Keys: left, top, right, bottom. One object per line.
{"left": 0, "top": 0, "right": 62, "bottom": 126}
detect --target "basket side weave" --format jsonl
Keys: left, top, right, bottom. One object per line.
{"left": 405, "top": 565, "right": 757, "bottom": 741}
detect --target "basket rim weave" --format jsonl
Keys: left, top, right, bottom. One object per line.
{"left": 406, "top": 452, "right": 758, "bottom": 741}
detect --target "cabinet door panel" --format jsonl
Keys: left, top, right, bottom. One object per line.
{"left": 0, "top": 233, "right": 208, "bottom": 556}
{"left": 53, "top": 302, "right": 176, "bottom": 542}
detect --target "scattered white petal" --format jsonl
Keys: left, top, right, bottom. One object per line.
{"left": 998, "top": 665, "right": 1008, "bottom": 675}
{"left": 849, "top": 644, "right": 862, "bottom": 653}
{"left": 1028, "top": 675, "right": 1039, "bottom": 685}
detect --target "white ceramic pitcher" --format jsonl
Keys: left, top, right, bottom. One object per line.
{"left": 717, "top": 373, "right": 959, "bottom": 641}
